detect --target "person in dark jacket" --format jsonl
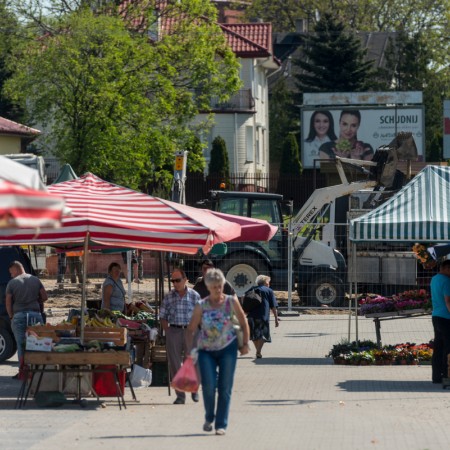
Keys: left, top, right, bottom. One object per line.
{"left": 246, "top": 275, "right": 279, "bottom": 359}
{"left": 193, "top": 259, "right": 235, "bottom": 299}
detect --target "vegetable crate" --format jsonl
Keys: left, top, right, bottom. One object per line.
{"left": 82, "top": 327, "right": 128, "bottom": 346}
{"left": 27, "top": 324, "right": 76, "bottom": 342}
{"left": 151, "top": 345, "right": 167, "bottom": 363}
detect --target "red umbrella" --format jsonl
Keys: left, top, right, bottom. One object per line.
{"left": 0, "top": 173, "right": 272, "bottom": 254}
{"left": 205, "top": 210, "right": 278, "bottom": 242}
{"left": 0, "top": 180, "right": 64, "bottom": 229}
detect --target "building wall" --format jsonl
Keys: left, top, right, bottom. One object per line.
{"left": 0, "top": 136, "right": 21, "bottom": 154}
{"left": 195, "top": 57, "right": 271, "bottom": 176}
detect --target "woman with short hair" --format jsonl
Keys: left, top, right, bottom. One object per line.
{"left": 187, "top": 268, "right": 249, "bottom": 436}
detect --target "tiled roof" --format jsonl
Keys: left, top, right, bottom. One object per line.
{"left": 220, "top": 23, "right": 273, "bottom": 58}
{"left": 0, "top": 117, "right": 40, "bottom": 136}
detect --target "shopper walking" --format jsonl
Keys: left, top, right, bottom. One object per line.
{"left": 431, "top": 260, "right": 450, "bottom": 383}
{"left": 187, "top": 268, "right": 249, "bottom": 435}
{"left": 246, "top": 275, "right": 279, "bottom": 359}
{"left": 5, "top": 261, "right": 47, "bottom": 379}
{"left": 160, "top": 268, "right": 201, "bottom": 404}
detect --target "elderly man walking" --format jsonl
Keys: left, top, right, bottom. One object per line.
{"left": 160, "top": 268, "right": 201, "bottom": 404}
{"left": 6, "top": 261, "right": 48, "bottom": 379}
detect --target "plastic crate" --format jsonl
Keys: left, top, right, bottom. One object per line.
{"left": 92, "top": 366, "right": 126, "bottom": 397}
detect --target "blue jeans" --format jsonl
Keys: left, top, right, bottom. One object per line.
{"left": 198, "top": 339, "right": 238, "bottom": 430}
{"left": 12, "top": 311, "right": 43, "bottom": 359}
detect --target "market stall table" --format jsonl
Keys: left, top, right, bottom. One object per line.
{"left": 16, "top": 351, "right": 136, "bottom": 410}
{"left": 364, "top": 309, "right": 431, "bottom": 347}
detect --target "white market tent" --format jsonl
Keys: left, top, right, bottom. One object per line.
{"left": 348, "top": 165, "right": 450, "bottom": 342}
{"left": 349, "top": 165, "right": 450, "bottom": 243}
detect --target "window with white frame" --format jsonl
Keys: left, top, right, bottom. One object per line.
{"left": 246, "top": 126, "right": 254, "bottom": 162}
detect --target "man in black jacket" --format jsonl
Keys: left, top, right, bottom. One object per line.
{"left": 193, "top": 259, "right": 235, "bottom": 299}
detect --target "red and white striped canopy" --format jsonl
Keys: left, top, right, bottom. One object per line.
{"left": 0, "top": 180, "right": 64, "bottom": 229}
{"left": 0, "top": 173, "right": 275, "bottom": 254}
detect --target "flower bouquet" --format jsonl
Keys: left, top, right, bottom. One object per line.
{"left": 412, "top": 243, "right": 437, "bottom": 269}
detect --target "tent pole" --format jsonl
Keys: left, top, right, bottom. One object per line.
{"left": 353, "top": 242, "right": 359, "bottom": 344}
{"left": 80, "top": 233, "right": 89, "bottom": 344}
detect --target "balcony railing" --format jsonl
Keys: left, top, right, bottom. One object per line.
{"left": 207, "top": 89, "right": 255, "bottom": 112}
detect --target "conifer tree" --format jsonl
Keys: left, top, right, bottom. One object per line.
{"left": 279, "top": 133, "right": 302, "bottom": 175}
{"left": 209, "top": 136, "right": 230, "bottom": 186}
{"left": 295, "top": 14, "right": 376, "bottom": 93}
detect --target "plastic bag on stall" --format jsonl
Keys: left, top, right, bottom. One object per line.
{"left": 130, "top": 364, "right": 152, "bottom": 388}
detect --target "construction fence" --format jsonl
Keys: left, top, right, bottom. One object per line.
{"left": 35, "top": 222, "right": 433, "bottom": 311}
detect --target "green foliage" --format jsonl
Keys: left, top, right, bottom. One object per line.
{"left": 0, "top": 1, "right": 23, "bottom": 121}
{"left": 279, "top": 133, "right": 302, "bottom": 175}
{"left": 209, "top": 136, "right": 230, "bottom": 185}
{"left": 294, "top": 14, "right": 377, "bottom": 94}
{"left": 3, "top": 1, "right": 240, "bottom": 190}
{"left": 269, "top": 78, "right": 299, "bottom": 163}
{"left": 185, "top": 135, "right": 206, "bottom": 174}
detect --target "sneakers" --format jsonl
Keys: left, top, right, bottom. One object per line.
{"left": 203, "top": 422, "right": 213, "bottom": 432}
{"left": 215, "top": 428, "right": 226, "bottom": 436}
{"left": 173, "top": 397, "right": 185, "bottom": 404}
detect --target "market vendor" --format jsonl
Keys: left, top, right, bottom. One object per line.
{"left": 101, "top": 262, "right": 126, "bottom": 312}
{"left": 431, "top": 259, "right": 450, "bottom": 384}
{"left": 6, "top": 261, "right": 47, "bottom": 379}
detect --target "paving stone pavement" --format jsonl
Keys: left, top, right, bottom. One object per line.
{"left": 1, "top": 313, "right": 449, "bottom": 450}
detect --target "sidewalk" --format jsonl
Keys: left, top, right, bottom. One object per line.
{"left": 1, "top": 313, "right": 449, "bottom": 450}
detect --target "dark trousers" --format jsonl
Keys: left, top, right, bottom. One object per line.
{"left": 67, "top": 256, "right": 83, "bottom": 283}
{"left": 431, "top": 316, "right": 450, "bottom": 382}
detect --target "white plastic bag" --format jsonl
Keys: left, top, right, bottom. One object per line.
{"left": 130, "top": 364, "right": 152, "bottom": 388}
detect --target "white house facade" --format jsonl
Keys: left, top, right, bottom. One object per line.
{"left": 194, "top": 23, "right": 279, "bottom": 180}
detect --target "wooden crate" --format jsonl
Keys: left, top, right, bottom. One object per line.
{"left": 151, "top": 345, "right": 167, "bottom": 362}
{"left": 27, "top": 324, "right": 76, "bottom": 342}
{"left": 82, "top": 327, "right": 127, "bottom": 346}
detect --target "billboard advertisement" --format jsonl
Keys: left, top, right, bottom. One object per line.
{"left": 444, "top": 100, "right": 450, "bottom": 159}
{"left": 301, "top": 107, "right": 424, "bottom": 168}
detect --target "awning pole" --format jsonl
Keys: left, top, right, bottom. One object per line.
{"left": 80, "top": 233, "right": 89, "bottom": 344}
{"left": 353, "top": 242, "right": 359, "bottom": 344}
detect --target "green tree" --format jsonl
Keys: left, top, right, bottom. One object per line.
{"left": 209, "top": 135, "right": 230, "bottom": 185}
{"left": 3, "top": 1, "right": 240, "bottom": 190}
{"left": 0, "top": 1, "right": 23, "bottom": 121}
{"left": 186, "top": 135, "right": 206, "bottom": 174}
{"left": 279, "top": 133, "right": 302, "bottom": 175}
{"left": 269, "top": 77, "right": 299, "bottom": 164}
{"left": 294, "top": 14, "right": 377, "bottom": 94}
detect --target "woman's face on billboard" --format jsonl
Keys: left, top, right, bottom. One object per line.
{"left": 339, "top": 113, "right": 360, "bottom": 140}
{"left": 313, "top": 113, "right": 330, "bottom": 138}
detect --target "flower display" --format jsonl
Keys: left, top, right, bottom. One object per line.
{"left": 359, "top": 289, "right": 431, "bottom": 316}
{"left": 327, "top": 340, "right": 433, "bottom": 365}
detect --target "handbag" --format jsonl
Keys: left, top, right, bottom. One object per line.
{"left": 230, "top": 298, "right": 244, "bottom": 349}
{"left": 170, "top": 356, "right": 199, "bottom": 393}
